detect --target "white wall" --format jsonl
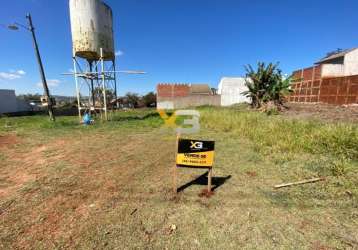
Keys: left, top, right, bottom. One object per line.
{"left": 157, "top": 101, "right": 174, "bottom": 110}
{"left": 321, "top": 64, "right": 344, "bottom": 78}
{"left": 218, "top": 77, "right": 250, "bottom": 106}
{"left": 0, "top": 89, "right": 31, "bottom": 114}
{"left": 344, "top": 49, "right": 358, "bottom": 76}
{"left": 0, "top": 90, "right": 18, "bottom": 114}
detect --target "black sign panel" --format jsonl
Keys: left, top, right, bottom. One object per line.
{"left": 177, "top": 139, "right": 215, "bottom": 168}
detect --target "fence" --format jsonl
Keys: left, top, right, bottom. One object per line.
{"left": 157, "top": 96, "right": 220, "bottom": 109}
{"left": 289, "top": 66, "right": 358, "bottom": 105}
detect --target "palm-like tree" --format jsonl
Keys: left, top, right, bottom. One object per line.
{"left": 242, "top": 62, "right": 292, "bottom": 109}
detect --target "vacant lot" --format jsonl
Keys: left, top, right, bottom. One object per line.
{"left": 0, "top": 106, "right": 357, "bottom": 249}
{"left": 284, "top": 103, "right": 358, "bottom": 123}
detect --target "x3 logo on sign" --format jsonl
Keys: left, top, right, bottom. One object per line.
{"left": 190, "top": 141, "right": 203, "bottom": 149}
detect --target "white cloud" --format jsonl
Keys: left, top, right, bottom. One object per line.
{"left": 0, "top": 69, "right": 26, "bottom": 80}
{"left": 0, "top": 72, "right": 21, "bottom": 80}
{"left": 16, "top": 70, "right": 26, "bottom": 75}
{"left": 36, "top": 79, "right": 61, "bottom": 88}
{"left": 47, "top": 79, "right": 61, "bottom": 87}
{"left": 115, "top": 50, "right": 124, "bottom": 57}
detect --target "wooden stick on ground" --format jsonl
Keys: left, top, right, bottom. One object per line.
{"left": 207, "top": 168, "right": 212, "bottom": 192}
{"left": 274, "top": 177, "right": 324, "bottom": 189}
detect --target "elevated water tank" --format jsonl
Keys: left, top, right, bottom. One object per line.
{"left": 69, "top": 0, "right": 115, "bottom": 61}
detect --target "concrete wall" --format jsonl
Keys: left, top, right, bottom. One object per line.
{"left": 157, "top": 101, "right": 174, "bottom": 109}
{"left": 344, "top": 49, "right": 358, "bottom": 76}
{"left": 0, "top": 90, "right": 18, "bottom": 114}
{"left": 157, "top": 95, "right": 220, "bottom": 109}
{"left": 218, "top": 77, "right": 249, "bottom": 106}
{"left": 321, "top": 64, "right": 345, "bottom": 78}
{"left": 0, "top": 89, "right": 32, "bottom": 114}
{"left": 157, "top": 83, "right": 220, "bottom": 109}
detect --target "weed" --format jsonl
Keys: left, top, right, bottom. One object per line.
{"left": 330, "top": 156, "right": 351, "bottom": 176}
{"left": 200, "top": 106, "right": 358, "bottom": 161}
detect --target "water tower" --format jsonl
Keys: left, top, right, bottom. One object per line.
{"left": 69, "top": 0, "right": 117, "bottom": 120}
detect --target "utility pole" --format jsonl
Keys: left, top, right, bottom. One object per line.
{"left": 26, "top": 14, "right": 55, "bottom": 121}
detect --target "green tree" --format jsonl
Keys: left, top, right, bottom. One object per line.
{"left": 242, "top": 62, "right": 292, "bottom": 109}
{"left": 93, "top": 87, "right": 116, "bottom": 106}
{"left": 18, "top": 93, "right": 42, "bottom": 102}
{"left": 125, "top": 92, "right": 140, "bottom": 108}
{"left": 142, "top": 92, "right": 156, "bottom": 107}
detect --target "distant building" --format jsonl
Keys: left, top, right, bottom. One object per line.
{"left": 189, "top": 84, "right": 213, "bottom": 95}
{"left": 218, "top": 77, "right": 250, "bottom": 106}
{"left": 0, "top": 89, "right": 32, "bottom": 114}
{"left": 290, "top": 48, "right": 358, "bottom": 105}
{"left": 156, "top": 83, "right": 220, "bottom": 109}
{"left": 315, "top": 48, "right": 358, "bottom": 78}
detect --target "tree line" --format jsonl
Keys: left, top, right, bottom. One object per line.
{"left": 116, "top": 91, "right": 156, "bottom": 108}
{"left": 17, "top": 91, "right": 157, "bottom": 109}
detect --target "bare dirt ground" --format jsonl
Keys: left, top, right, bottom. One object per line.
{"left": 0, "top": 128, "right": 182, "bottom": 249}
{"left": 284, "top": 103, "right": 358, "bottom": 122}
{"left": 0, "top": 134, "right": 19, "bottom": 148}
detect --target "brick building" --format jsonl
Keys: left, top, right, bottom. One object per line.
{"left": 156, "top": 83, "right": 220, "bottom": 109}
{"left": 290, "top": 48, "right": 358, "bottom": 105}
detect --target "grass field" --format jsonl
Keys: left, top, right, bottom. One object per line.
{"left": 0, "top": 106, "right": 357, "bottom": 249}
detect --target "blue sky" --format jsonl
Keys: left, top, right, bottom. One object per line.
{"left": 0, "top": 0, "right": 357, "bottom": 96}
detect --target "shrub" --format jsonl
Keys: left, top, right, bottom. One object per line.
{"left": 242, "top": 62, "right": 293, "bottom": 110}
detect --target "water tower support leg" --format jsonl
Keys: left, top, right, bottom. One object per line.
{"left": 89, "top": 61, "right": 96, "bottom": 111}
{"left": 73, "top": 57, "right": 81, "bottom": 121}
{"left": 100, "top": 48, "right": 108, "bottom": 121}
{"left": 113, "top": 60, "right": 119, "bottom": 109}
